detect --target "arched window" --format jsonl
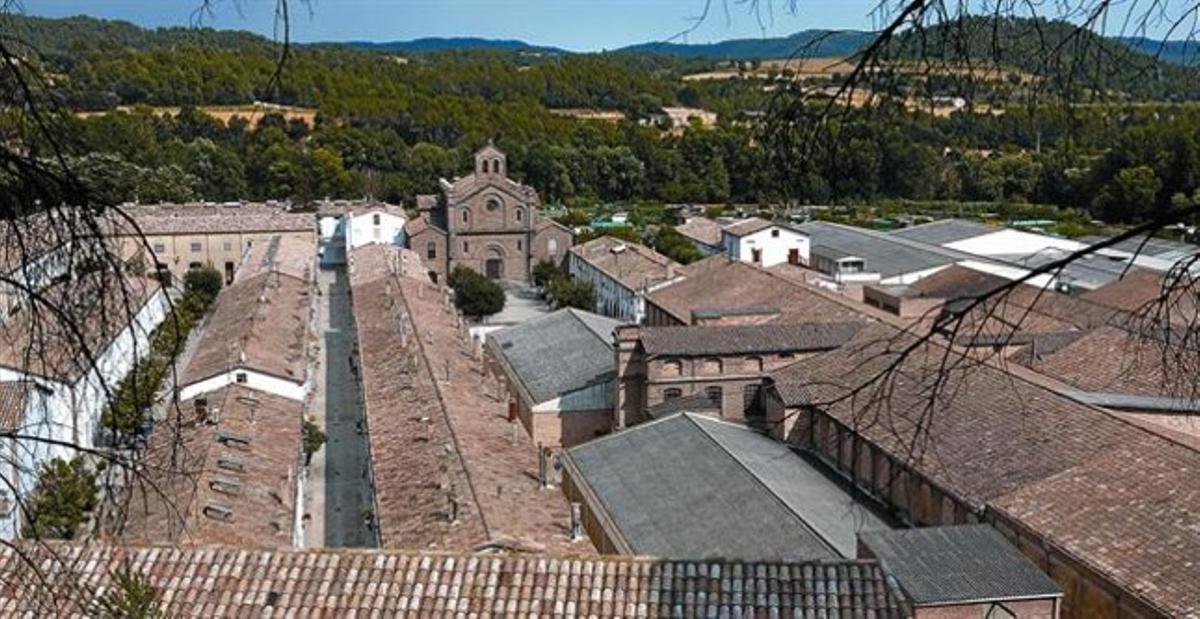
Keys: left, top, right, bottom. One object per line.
{"left": 660, "top": 359, "right": 682, "bottom": 377}
{"left": 705, "top": 386, "right": 723, "bottom": 404}
{"left": 461, "top": 209, "right": 470, "bottom": 225}
{"left": 426, "top": 241, "right": 437, "bottom": 260}
{"left": 702, "top": 358, "right": 723, "bottom": 375}
{"left": 486, "top": 197, "right": 502, "bottom": 212}
{"left": 515, "top": 208, "right": 524, "bottom": 223}
{"left": 745, "top": 356, "right": 764, "bottom": 373}
{"left": 663, "top": 388, "right": 683, "bottom": 401}
{"left": 548, "top": 239, "right": 558, "bottom": 256}
{"left": 372, "top": 213, "right": 381, "bottom": 225}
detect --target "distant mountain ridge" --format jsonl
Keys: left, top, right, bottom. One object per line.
{"left": 616, "top": 30, "right": 874, "bottom": 59}
{"left": 10, "top": 13, "right": 1200, "bottom": 67}
{"left": 346, "top": 37, "right": 568, "bottom": 55}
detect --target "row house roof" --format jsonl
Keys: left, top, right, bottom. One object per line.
{"left": 181, "top": 270, "right": 311, "bottom": 388}
{"left": 0, "top": 544, "right": 907, "bottom": 617}
{"left": 119, "top": 385, "right": 302, "bottom": 548}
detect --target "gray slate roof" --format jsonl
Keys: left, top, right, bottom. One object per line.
{"left": 566, "top": 413, "right": 896, "bottom": 561}
{"left": 644, "top": 392, "right": 721, "bottom": 419}
{"left": 640, "top": 322, "right": 865, "bottom": 357}
{"left": 889, "top": 219, "right": 998, "bottom": 245}
{"left": 798, "top": 221, "right": 973, "bottom": 279}
{"left": 859, "top": 525, "right": 1061, "bottom": 606}
{"left": 487, "top": 308, "right": 621, "bottom": 406}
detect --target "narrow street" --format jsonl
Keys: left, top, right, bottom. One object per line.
{"left": 305, "top": 264, "right": 377, "bottom": 548}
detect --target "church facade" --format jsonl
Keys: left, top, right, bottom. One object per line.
{"left": 406, "top": 144, "right": 573, "bottom": 284}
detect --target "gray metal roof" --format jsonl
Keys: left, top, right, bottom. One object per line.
{"left": 487, "top": 308, "right": 620, "bottom": 406}
{"left": 641, "top": 322, "right": 865, "bottom": 357}
{"left": 859, "top": 525, "right": 1062, "bottom": 606}
{"left": 566, "top": 413, "right": 896, "bottom": 561}
{"left": 889, "top": 219, "right": 999, "bottom": 246}
{"left": 798, "top": 221, "right": 971, "bottom": 279}
{"left": 1078, "top": 234, "right": 1198, "bottom": 261}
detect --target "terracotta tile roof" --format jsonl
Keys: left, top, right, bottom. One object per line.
{"left": 647, "top": 257, "right": 866, "bottom": 325}
{"left": 769, "top": 324, "right": 1200, "bottom": 616}
{"left": 568, "top": 237, "right": 680, "bottom": 292}
{"left": 349, "top": 247, "right": 489, "bottom": 550}
{"left": 349, "top": 245, "right": 592, "bottom": 554}
{"left": 0, "top": 273, "right": 163, "bottom": 383}
{"left": 0, "top": 381, "right": 30, "bottom": 432}
{"left": 119, "top": 386, "right": 303, "bottom": 548}
{"left": 0, "top": 544, "right": 906, "bottom": 617}
{"left": 235, "top": 235, "right": 315, "bottom": 283}
{"left": 1081, "top": 268, "right": 1198, "bottom": 324}
{"left": 181, "top": 269, "right": 312, "bottom": 387}
{"left": 675, "top": 217, "right": 723, "bottom": 246}
{"left": 990, "top": 436, "right": 1200, "bottom": 618}
{"left": 127, "top": 202, "right": 313, "bottom": 235}
{"left": 770, "top": 324, "right": 1137, "bottom": 505}
{"left": 1028, "top": 325, "right": 1197, "bottom": 401}
{"left": 640, "top": 322, "right": 864, "bottom": 357}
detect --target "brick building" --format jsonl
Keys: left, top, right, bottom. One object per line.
{"left": 406, "top": 144, "right": 573, "bottom": 283}
{"left": 614, "top": 322, "right": 864, "bottom": 429}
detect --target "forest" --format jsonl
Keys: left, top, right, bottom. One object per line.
{"left": 3, "top": 14, "right": 1200, "bottom": 226}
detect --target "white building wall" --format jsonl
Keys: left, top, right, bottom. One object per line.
{"left": 0, "top": 286, "right": 169, "bottom": 540}
{"left": 178, "top": 369, "right": 308, "bottom": 402}
{"left": 725, "top": 227, "right": 810, "bottom": 267}
{"left": 346, "top": 211, "right": 407, "bottom": 249}
{"left": 318, "top": 216, "right": 343, "bottom": 241}
{"left": 567, "top": 254, "right": 641, "bottom": 323}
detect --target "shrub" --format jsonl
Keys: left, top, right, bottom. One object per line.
{"left": 22, "top": 457, "right": 98, "bottom": 540}
{"left": 451, "top": 269, "right": 506, "bottom": 320}
{"left": 303, "top": 419, "right": 327, "bottom": 466}
{"left": 548, "top": 276, "right": 596, "bottom": 311}
{"left": 183, "top": 266, "right": 223, "bottom": 303}
{"left": 531, "top": 260, "right": 561, "bottom": 288}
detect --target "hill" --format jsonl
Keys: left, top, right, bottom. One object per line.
{"left": 617, "top": 30, "right": 874, "bottom": 60}
{"left": 345, "top": 37, "right": 567, "bottom": 55}
{"left": 885, "top": 16, "right": 1200, "bottom": 100}
{"left": 1115, "top": 36, "right": 1200, "bottom": 66}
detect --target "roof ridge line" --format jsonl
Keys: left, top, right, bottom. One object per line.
{"left": 682, "top": 413, "right": 844, "bottom": 558}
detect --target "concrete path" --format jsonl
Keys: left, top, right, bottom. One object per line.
{"left": 304, "top": 265, "right": 377, "bottom": 548}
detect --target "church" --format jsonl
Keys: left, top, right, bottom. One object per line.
{"left": 406, "top": 144, "right": 573, "bottom": 284}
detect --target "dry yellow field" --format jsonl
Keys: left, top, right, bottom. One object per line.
{"left": 76, "top": 102, "right": 318, "bottom": 128}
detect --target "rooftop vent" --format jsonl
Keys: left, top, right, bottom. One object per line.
{"left": 610, "top": 244, "right": 627, "bottom": 254}
{"left": 217, "top": 430, "right": 251, "bottom": 450}
{"left": 203, "top": 502, "right": 234, "bottom": 521}
{"left": 210, "top": 476, "right": 242, "bottom": 495}
{"left": 217, "top": 456, "right": 246, "bottom": 473}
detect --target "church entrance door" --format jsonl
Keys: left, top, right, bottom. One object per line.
{"left": 485, "top": 257, "right": 503, "bottom": 279}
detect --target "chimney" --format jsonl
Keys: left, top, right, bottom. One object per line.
{"left": 569, "top": 503, "right": 583, "bottom": 541}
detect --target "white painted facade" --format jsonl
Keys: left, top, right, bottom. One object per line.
{"left": 0, "top": 286, "right": 169, "bottom": 539}
{"left": 318, "top": 216, "right": 343, "bottom": 242}
{"left": 723, "top": 226, "right": 810, "bottom": 267}
{"left": 0, "top": 243, "right": 73, "bottom": 322}
{"left": 178, "top": 368, "right": 308, "bottom": 403}
{"left": 566, "top": 252, "right": 681, "bottom": 324}
{"left": 345, "top": 210, "right": 407, "bottom": 249}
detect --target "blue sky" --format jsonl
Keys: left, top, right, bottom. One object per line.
{"left": 26, "top": 0, "right": 886, "bottom": 50}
